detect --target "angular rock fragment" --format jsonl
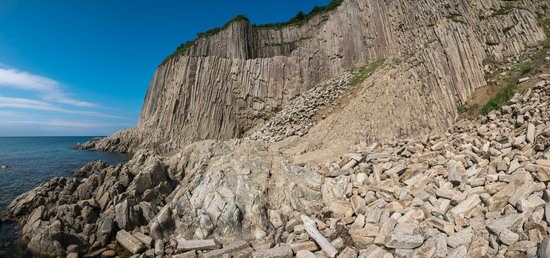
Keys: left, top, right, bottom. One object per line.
{"left": 508, "top": 182, "right": 536, "bottom": 206}
{"left": 527, "top": 123, "right": 536, "bottom": 143}
{"left": 337, "top": 247, "right": 358, "bottom": 258}
{"left": 155, "top": 239, "right": 164, "bottom": 256}
{"left": 447, "top": 227, "right": 473, "bottom": 248}
{"left": 538, "top": 238, "right": 550, "bottom": 258}
{"left": 499, "top": 229, "right": 519, "bottom": 246}
{"left": 448, "top": 194, "right": 480, "bottom": 218}
{"left": 203, "top": 241, "right": 249, "bottom": 258}
{"left": 177, "top": 239, "right": 218, "bottom": 252}
{"left": 296, "top": 250, "right": 316, "bottom": 258}
{"left": 172, "top": 251, "right": 197, "bottom": 258}
{"left": 359, "top": 245, "right": 391, "bottom": 257}
{"left": 486, "top": 214, "right": 525, "bottom": 235}
{"left": 517, "top": 194, "right": 545, "bottom": 213}
{"left": 116, "top": 230, "right": 145, "bottom": 254}
{"left": 251, "top": 245, "right": 293, "bottom": 258}
{"left": 290, "top": 241, "right": 318, "bottom": 253}
{"left": 132, "top": 232, "right": 153, "bottom": 248}
{"left": 447, "top": 160, "right": 465, "bottom": 186}
{"left": 384, "top": 234, "right": 424, "bottom": 249}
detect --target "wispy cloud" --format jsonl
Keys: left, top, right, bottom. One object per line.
{"left": 0, "top": 119, "right": 131, "bottom": 128}
{"left": 0, "top": 110, "right": 26, "bottom": 117}
{"left": 0, "top": 66, "right": 97, "bottom": 107}
{"left": 0, "top": 96, "right": 129, "bottom": 119}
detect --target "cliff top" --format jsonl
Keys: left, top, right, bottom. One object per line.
{"left": 161, "top": 0, "right": 343, "bottom": 64}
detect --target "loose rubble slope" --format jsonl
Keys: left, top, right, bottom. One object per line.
{"left": 8, "top": 73, "right": 550, "bottom": 257}
{"left": 5, "top": 0, "right": 550, "bottom": 257}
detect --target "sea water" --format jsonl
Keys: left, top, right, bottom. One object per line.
{"left": 0, "top": 136, "right": 129, "bottom": 257}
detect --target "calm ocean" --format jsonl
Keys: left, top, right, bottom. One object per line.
{"left": 0, "top": 136, "right": 129, "bottom": 257}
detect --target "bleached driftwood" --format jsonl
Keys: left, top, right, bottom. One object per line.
{"left": 300, "top": 215, "right": 338, "bottom": 257}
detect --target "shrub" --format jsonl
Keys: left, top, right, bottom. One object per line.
{"left": 255, "top": 0, "right": 343, "bottom": 29}
{"left": 519, "top": 60, "right": 534, "bottom": 75}
{"left": 481, "top": 83, "right": 517, "bottom": 115}
{"left": 490, "top": 2, "right": 515, "bottom": 17}
{"left": 457, "top": 105, "right": 469, "bottom": 113}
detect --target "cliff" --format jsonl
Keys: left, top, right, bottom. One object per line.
{"left": 82, "top": 0, "right": 547, "bottom": 156}
{"left": 10, "top": 0, "right": 550, "bottom": 257}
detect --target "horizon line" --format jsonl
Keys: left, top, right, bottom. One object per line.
{"left": 0, "top": 135, "right": 107, "bottom": 138}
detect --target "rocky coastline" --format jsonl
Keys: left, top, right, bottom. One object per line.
{"left": 4, "top": 0, "right": 550, "bottom": 257}
{"left": 6, "top": 77, "right": 550, "bottom": 257}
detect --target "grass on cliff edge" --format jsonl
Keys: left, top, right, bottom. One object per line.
{"left": 462, "top": 14, "right": 550, "bottom": 116}
{"left": 476, "top": 56, "right": 541, "bottom": 116}
{"left": 480, "top": 83, "right": 518, "bottom": 115}
{"left": 161, "top": 0, "right": 343, "bottom": 65}
{"left": 350, "top": 59, "right": 386, "bottom": 86}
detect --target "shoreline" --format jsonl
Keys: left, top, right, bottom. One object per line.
{"left": 0, "top": 136, "right": 130, "bottom": 257}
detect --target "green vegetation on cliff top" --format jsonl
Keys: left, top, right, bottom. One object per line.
{"left": 161, "top": 0, "right": 343, "bottom": 64}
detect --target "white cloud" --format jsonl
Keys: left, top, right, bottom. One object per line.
{"left": 0, "top": 96, "right": 129, "bottom": 119}
{"left": 0, "top": 66, "right": 97, "bottom": 107}
{"left": 0, "top": 110, "right": 25, "bottom": 117}
{"left": 0, "top": 96, "right": 54, "bottom": 109}
{"left": 0, "top": 119, "right": 130, "bottom": 128}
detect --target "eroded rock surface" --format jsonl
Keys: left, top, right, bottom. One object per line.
{"left": 80, "top": 0, "right": 547, "bottom": 155}
{"left": 8, "top": 0, "right": 550, "bottom": 257}
{"left": 11, "top": 78, "right": 550, "bottom": 257}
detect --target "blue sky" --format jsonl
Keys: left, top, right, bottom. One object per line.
{"left": 0, "top": 0, "right": 330, "bottom": 136}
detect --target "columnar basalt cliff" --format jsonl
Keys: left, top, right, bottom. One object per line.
{"left": 81, "top": 0, "right": 547, "bottom": 155}
{"left": 7, "top": 0, "right": 550, "bottom": 257}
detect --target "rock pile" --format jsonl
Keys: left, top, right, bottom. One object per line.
{"left": 7, "top": 79, "right": 550, "bottom": 257}
{"left": 250, "top": 72, "right": 354, "bottom": 142}
{"left": 301, "top": 79, "right": 550, "bottom": 257}
{"left": 3, "top": 153, "right": 175, "bottom": 257}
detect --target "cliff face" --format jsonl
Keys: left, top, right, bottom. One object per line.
{"left": 10, "top": 1, "right": 550, "bottom": 257}
{"left": 135, "top": 0, "right": 376, "bottom": 150}
{"left": 92, "top": 0, "right": 546, "bottom": 154}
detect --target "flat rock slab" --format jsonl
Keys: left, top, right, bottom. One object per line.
{"left": 177, "top": 239, "right": 218, "bottom": 252}
{"left": 133, "top": 232, "right": 153, "bottom": 247}
{"left": 116, "top": 230, "right": 145, "bottom": 254}
{"left": 447, "top": 227, "right": 473, "bottom": 248}
{"left": 385, "top": 234, "right": 425, "bottom": 249}
{"left": 290, "top": 241, "right": 318, "bottom": 253}
{"left": 203, "top": 240, "right": 249, "bottom": 258}
{"left": 486, "top": 214, "right": 525, "bottom": 235}
{"left": 295, "top": 250, "right": 316, "bottom": 258}
{"left": 449, "top": 194, "right": 480, "bottom": 217}
{"left": 172, "top": 251, "right": 197, "bottom": 258}
{"left": 252, "top": 245, "right": 293, "bottom": 258}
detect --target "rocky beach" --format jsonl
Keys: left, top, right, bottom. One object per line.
{"left": 4, "top": 0, "right": 550, "bottom": 257}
